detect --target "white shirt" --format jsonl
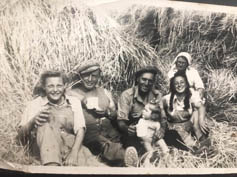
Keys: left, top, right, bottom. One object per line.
{"left": 19, "top": 95, "right": 85, "bottom": 134}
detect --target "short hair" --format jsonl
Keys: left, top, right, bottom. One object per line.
{"left": 33, "top": 70, "right": 67, "bottom": 96}
{"left": 40, "top": 70, "right": 67, "bottom": 87}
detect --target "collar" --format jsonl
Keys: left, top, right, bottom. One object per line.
{"left": 133, "top": 86, "right": 155, "bottom": 105}
{"left": 40, "top": 94, "right": 70, "bottom": 107}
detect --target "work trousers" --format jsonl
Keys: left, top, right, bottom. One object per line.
{"left": 36, "top": 123, "right": 105, "bottom": 166}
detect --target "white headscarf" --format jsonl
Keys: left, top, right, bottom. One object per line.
{"left": 168, "top": 52, "right": 192, "bottom": 79}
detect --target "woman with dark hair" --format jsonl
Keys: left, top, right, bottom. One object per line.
{"left": 161, "top": 71, "right": 213, "bottom": 155}
{"left": 168, "top": 52, "right": 207, "bottom": 141}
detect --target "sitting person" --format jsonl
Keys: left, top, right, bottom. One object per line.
{"left": 137, "top": 99, "right": 169, "bottom": 152}
{"left": 17, "top": 71, "right": 102, "bottom": 166}
{"left": 168, "top": 52, "right": 208, "bottom": 142}
{"left": 168, "top": 52, "right": 205, "bottom": 100}
{"left": 136, "top": 98, "right": 169, "bottom": 165}
{"left": 67, "top": 63, "right": 133, "bottom": 166}
{"left": 161, "top": 71, "right": 214, "bottom": 156}
{"left": 117, "top": 66, "right": 166, "bottom": 166}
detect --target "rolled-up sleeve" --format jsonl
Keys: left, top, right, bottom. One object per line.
{"left": 117, "top": 91, "right": 132, "bottom": 121}
{"left": 189, "top": 69, "right": 204, "bottom": 90}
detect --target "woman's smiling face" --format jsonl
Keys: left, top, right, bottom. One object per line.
{"left": 174, "top": 76, "right": 187, "bottom": 94}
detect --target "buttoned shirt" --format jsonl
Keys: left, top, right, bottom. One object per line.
{"left": 19, "top": 95, "right": 85, "bottom": 134}
{"left": 117, "top": 86, "right": 160, "bottom": 124}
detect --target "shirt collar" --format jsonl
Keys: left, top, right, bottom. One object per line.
{"left": 134, "top": 86, "right": 155, "bottom": 105}
{"left": 40, "top": 94, "right": 70, "bottom": 106}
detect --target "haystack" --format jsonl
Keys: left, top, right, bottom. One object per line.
{"left": 0, "top": 0, "right": 167, "bottom": 165}
{"left": 115, "top": 4, "right": 237, "bottom": 168}
{"left": 116, "top": 4, "right": 237, "bottom": 113}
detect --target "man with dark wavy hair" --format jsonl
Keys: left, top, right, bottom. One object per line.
{"left": 117, "top": 66, "right": 166, "bottom": 166}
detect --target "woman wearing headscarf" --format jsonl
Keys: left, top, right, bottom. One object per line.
{"left": 168, "top": 52, "right": 205, "bottom": 100}
{"left": 167, "top": 52, "right": 207, "bottom": 143}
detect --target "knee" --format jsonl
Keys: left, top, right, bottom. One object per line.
{"left": 117, "top": 120, "right": 128, "bottom": 134}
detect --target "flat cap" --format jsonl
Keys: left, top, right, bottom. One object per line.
{"left": 77, "top": 63, "right": 100, "bottom": 75}
{"left": 135, "top": 66, "right": 158, "bottom": 79}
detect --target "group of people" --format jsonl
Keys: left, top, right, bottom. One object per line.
{"left": 17, "top": 52, "right": 215, "bottom": 167}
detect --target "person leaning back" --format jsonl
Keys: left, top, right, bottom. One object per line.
{"left": 67, "top": 63, "right": 135, "bottom": 166}
{"left": 17, "top": 71, "right": 93, "bottom": 166}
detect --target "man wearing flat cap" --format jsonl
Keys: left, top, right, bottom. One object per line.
{"left": 117, "top": 66, "right": 166, "bottom": 166}
{"left": 67, "top": 63, "right": 134, "bottom": 166}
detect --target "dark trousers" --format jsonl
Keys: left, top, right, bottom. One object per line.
{"left": 83, "top": 119, "right": 125, "bottom": 164}
{"left": 163, "top": 130, "right": 189, "bottom": 151}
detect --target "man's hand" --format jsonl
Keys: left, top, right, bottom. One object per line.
{"left": 128, "top": 124, "right": 136, "bottom": 136}
{"left": 64, "top": 150, "right": 78, "bottom": 166}
{"left": 34, "top": 109, "right": 50, "bottom": 126}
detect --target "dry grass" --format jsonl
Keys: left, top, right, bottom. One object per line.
{"left": 0, "top": 0, "right": 237, "bottom": 168}
{"left": 116, "top": 4, "right": 237, "bottom": 168}
{"left": 139, "top": 119, "right": 237, "bottom": 168}
{"left": 0, "top": 0, "right": 165, "bottom": 165}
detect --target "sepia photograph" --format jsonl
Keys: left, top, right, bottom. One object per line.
{"left": 0, "top": 0, "right": 237, "bottom": 175}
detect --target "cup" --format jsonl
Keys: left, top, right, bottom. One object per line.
{"left": 86, "top": 97, "right": 99, "bottom": 110}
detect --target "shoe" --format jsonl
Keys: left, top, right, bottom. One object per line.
{"left": 124, "top": 146, "right": 139, "bottom": 167}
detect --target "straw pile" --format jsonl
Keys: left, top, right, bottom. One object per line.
{"left": 1, "top": 0, "right": 237, "bottom": 168}
{"left": 0, "top": 0, "right": 165, "bottom": 165}
{"left": 116, "top": 4, "right": 237, "bottom": 168}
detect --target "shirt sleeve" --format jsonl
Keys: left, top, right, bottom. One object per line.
{"left": 168, "top": 65, "right": 177, "bottom": 79}
{"left": 19, "top": 99, "right": 40, "bottom": 127}
{"left": 70, "top": 97, "right": 86, "bottom": 134}
{"left": 192, "top": 69, "right": 205, "bottom": 90}
{"left": 19, "top": 102, "right": 31, "bottom": 127}
{"left": 104, "top": 88, "right": 116, "bottom": 111}
{"left": 117, "top": 90, "right": 132, "bottom": 121}
{"left": 190, "top": 90, "right": 202, "bottom": 108}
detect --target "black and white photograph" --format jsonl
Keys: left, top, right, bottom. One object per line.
{"left": 0, "top": 0, "right": 237, "bottom": 175}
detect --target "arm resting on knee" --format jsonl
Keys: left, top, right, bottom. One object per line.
{"left": 65, "top": 127, "right": 85, "bottom": 165}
